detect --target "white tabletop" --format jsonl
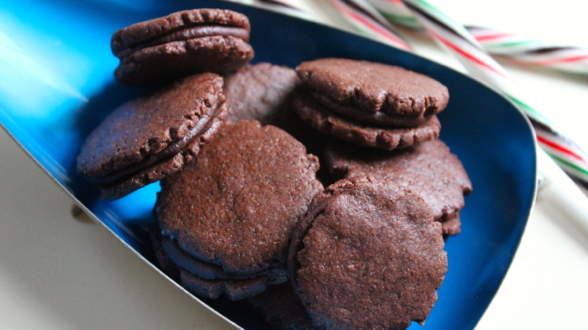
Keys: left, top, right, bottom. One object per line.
{"left": 1, "top": 0, "right": 588, "bottom": 329}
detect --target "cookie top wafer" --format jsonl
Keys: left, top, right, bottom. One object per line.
{"left": 289, "top": 177, "right": 447, "bottom": 330}
{"left": 112, "top": 9, "right": 254, "bottom": 86}
{"left": 296, "top": 58, "right": 448, "bottom": 126}
{"left": 76, "top": 73, "right": 227, "bottom": 199}
{"left": 155, "top": 120, "right": 323, "bottom": 275}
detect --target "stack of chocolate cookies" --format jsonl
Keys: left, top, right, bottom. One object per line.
{"left": 75, "top": 7, "right": 473, "bottom": 330}
{"left": 154, "top": 120, "right": 323, "bottom": 301}
{"left": 291, "top": 57, "right": 472, "bottom": 236}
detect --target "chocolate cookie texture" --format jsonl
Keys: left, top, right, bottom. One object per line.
{"left": 112, "top": 9, "right": 254, "bottom": 86}
{"left": 325, "top": 139, "right": 473, "bottom": 235}
{"left": 76, "top": 73, "right": 227, "bottom": 200}
{"left": 154, "top": 120, "right": 323, "bottom": 299}
{"left": 293, "top": 58, "right": 446, "bottom": 150}
{"left": 289, "top": 177, "right": 447, "bottom": 330}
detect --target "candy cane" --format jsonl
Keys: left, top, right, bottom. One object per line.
{"left": 367, "top": 0, "right": 588, "bottom": 76}
{"left": 400, "top": 0, "right": 588, "bottom": 184}
{"left": 467, "top": 26, "right": 588, "bottom": 75}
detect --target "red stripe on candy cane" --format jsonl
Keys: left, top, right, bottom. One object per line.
{"left": 537, "top": 135, "right": 587, "bottom": 163}
{"left": 473, "top": 32, "right": 514, "bottom": 42}
{"left": 429, "top": 30, "right": 510, "bottom": 79}
{"left": 530, "top": 54, "right": 588, "bottom": 65}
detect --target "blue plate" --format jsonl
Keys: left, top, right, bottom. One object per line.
{"left": 0, "top": 0, "right": 537, "bottom": 329}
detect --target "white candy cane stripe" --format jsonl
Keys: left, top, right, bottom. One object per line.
{"left": 327, "top": 0, "right": 411, "bottom": 50}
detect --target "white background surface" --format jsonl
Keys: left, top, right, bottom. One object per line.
{"left": 1, "top": 0, "right": 588, "bottom": 329}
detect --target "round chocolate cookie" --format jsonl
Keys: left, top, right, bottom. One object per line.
{"left": 289, "top": 177, "right": 447, "bottom": 330}
{"left": 76, "top": 73, "right": 228, "bottom": 200}
{"left": 294, "top": 92, "right": 441, "bottom": 150}
{"left": 112, "top": 9, "right": 254, "bottom": 86}
{"left": 324, "top": 138, "right": 473, "bottom": 235}
{"left": 224, "top": 62, "right": 300, "bottom": 125}
{"left": 155, "top": 120, "right": 323, "bottom": 276}
{"left": 296, "top": 58, "right": 449, "bottom": 126}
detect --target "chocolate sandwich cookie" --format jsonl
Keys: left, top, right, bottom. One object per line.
{"left": 76, "top": 73, "right": 227, "bottom": 200}
{"left": 294, "top": 58, "right": 446, "bottom": 150}
{"left": 155, "top": 120, "right": 323, "bottom": 289}
{"left": 288, "top": 177, "right": 447, "bottom": 330}
{"left": 324, "top": 139, "right": 473, "bottom": 236}
{"left": 112, "top": 9, "right": 254, "bottom": 86}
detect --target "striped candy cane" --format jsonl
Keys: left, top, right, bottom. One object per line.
{"left": 367, "top": 0, "right": 588, "bottom": 76}
{"left": 401, "top": 0, "right": 588, "bottom": 184}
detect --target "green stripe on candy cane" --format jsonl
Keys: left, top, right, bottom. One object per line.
{"left": 379, "top": 11, "right": 419, "bottom": 26}
{"left": 547, "top": 153, "right": 588, "bottom": 182}
{"left": 502, "top": 92, "right": 554, "bottom": 126}
{"left": 366, "top": 0, "right": 420, "bottom": 28}
{"left": 483, "top": 40, "right": 542, "bottom": 50}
